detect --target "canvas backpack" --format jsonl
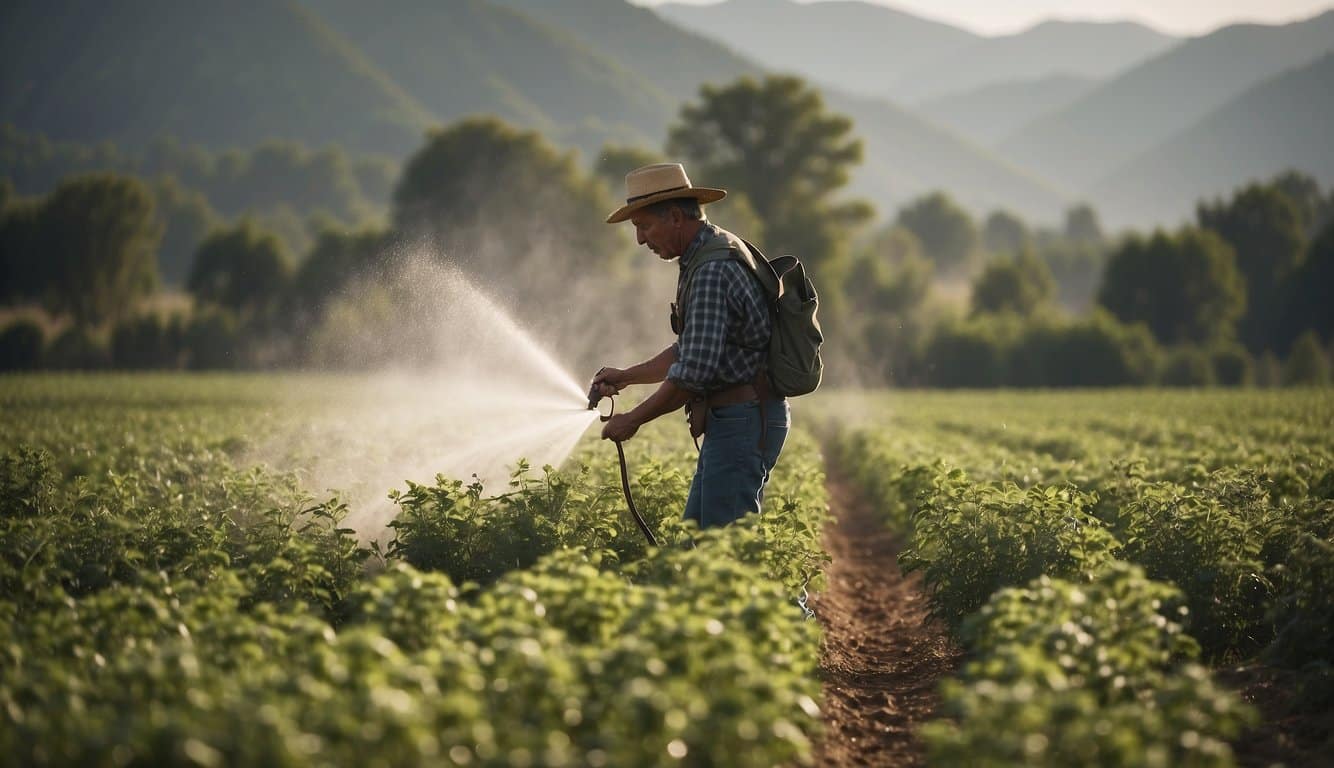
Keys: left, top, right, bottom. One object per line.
{"left": 675, "top": 228, "right": 824, "bottom": 397}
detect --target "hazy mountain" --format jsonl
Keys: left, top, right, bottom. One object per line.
{"left": 493, "top": 0, "right": 765, "bottom": 104}
{"left": 892, "top": 21, "right": 1177, "bottom": 103}
{"left": 654, "top": 0, "right": 978, "bottom": 98}
{"left": 304, "top": 0, "right": 673, "bottom": 152}
{"left": 1092, "top": 52, "right": 1334, "bottom": 228}
{"left": 508, "top": 0, "right": 1069, "bottom": 220}
{"left": 918, "top": 74, "right": 1098, "bottom": 147}
{"left": 0, "top": 0, "right": 434, "bottom": 155}
{"left": 999, "top": 10, "right": 1334, "bottom": 191}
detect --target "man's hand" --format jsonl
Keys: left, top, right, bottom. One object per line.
{"left": 591, "top": 366, "right": 629, "bottom": 400}
{"left": 601, "top": 412, "right": 640, "bottom": 442}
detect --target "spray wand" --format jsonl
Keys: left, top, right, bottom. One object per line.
{"left": 588, "top": 386, "right": 659, "bottom": 547}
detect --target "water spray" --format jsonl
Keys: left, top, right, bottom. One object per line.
{"left": 588, "top": 385, "right": 659, "bottom": 547}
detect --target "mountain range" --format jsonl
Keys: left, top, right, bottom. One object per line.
{"left": 1, "top": 0, "right": 1331, "bottom": 230}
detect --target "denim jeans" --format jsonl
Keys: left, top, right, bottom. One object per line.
{"left": 683, "top": 398, "right": 791, "bottom": 529}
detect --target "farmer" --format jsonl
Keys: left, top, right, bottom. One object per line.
{"left": 591, "top": 163, "right": 789, "bottom": 529}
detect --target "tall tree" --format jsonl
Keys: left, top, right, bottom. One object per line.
{"left": 153, "top": 176, "right": 220, "bottom": 287}
{"left": 970, "top": 251, "right": 1056, "bottom": 318}
{"left": 1097, "top": 228, "right": 1245, "bottom": 345}
{"left": 594, "top": 144, "right": 665, "bottom": 192}
{"left": 1277, "top": 218, "right": 1334, "bottom": 352}
{"left": 393, "top": 117, "right": 618, "bottom": 286}
{"left": 1268, "top": 169, "right": 1328, "bottom": 236}
{"left": 667, "top": 75, "right": 871, "bottom": 268}
{"left": 895, "top": 192, "right": 978, "bottom": 274}
{"left": 1063, "top": 204, "right": 1104, "bottom": 245}
{"left": 37, "top": 174, "right": 162, "bottom": 326}
{"left": 982, "top": 210, "right": 1030, "bottom": 255}
{"left": 1197, "top": 183, "right": 1305, "bottom": 351}
{"left": 188, "top": 220, "right": 292, "bottom": 316}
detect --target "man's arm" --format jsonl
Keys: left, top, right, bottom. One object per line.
{"left": 601, "top": 378, "right": 694, "bottom": 441}
{"left": 592, "top": 344, "right": 676, "bottom": 396}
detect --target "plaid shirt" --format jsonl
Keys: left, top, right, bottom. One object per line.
{"left": 666, "top": 223, "right": 770, "bottom": 394}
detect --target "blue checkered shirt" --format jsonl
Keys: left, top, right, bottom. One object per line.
{"left": 666, "top": 224, "right": 770, "bottom": 394}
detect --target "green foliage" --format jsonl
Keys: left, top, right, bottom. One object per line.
{"left": 1209, "top": 342, "right": 1254, "bottom": 387}
{"left": 593, "top": 143, "right": 665, "bottom": 190}
{"left": 188, "top": 220, "right": 293, "bottom": 317}
{"left": 1063, "top": 204, "right": 1104, "bottom": 245}
{"left": 970, "top": 251, "right": 1056, "bottom": 318}
{"left": 896, "top": 191, "right": 979, "bottom": 274}
{"left": 152, "top": 176, "right": 220, "bottom": 286}
{"left": 0, "top": 319, "right": 43, "bottom": 370}
{"left": 927, "top": 566, "right": 1255, "bottom": 767}
{"left": 900, "top": 471, "right": 1118, "bottom": 628}
{"left": 924, "top": 318, "right": 1013, "bottom": 388}
{"left": 393, "top": 116, "right": 618, "bottom": 291}
{"left": 1198, "top": 182, "right": 1306, "bottom": 352}
{"left": 43, "top": 325, "right": 109, "bottom": 370}
{"left": 1278, "top": 221, "right": 1334, "bottom": 351}
{"left": 1283, "top": 330, "right": 1331, "bottom": 386}
{"left": 1007, "top": 312, "right": 1161, "bottom": 388}
{"left": 982, "top": 209, "right": 1031, "bottom": 255}
{"left": 1159, "top": 346, "right": 1217, "bottom": 387}
{"left": 35, "top": 174, "right": 163, "bottom": 327}
{"left": 183, "top": 309, "right": 242, "bottom": 370}
{"left": 111, "top": 313, "right": 186, "bottom": 370}
{"left": 1097, "top": 227, "right": 1246, "bottom": 345}
{"left": 667, "top": 75, "right": 871, "bottom": 270}
{"left": 289, "top": 224, "right": 388, "bottom": 321}
{"left": 0, "top": 375, "right": 830, "bottom": 766}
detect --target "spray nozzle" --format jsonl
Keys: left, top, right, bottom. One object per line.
{"left": 587, "top": 383, "right": 602, "bottom": 411}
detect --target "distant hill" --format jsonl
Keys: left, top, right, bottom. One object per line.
{"left": 999, "top": 10, "right": 1334, "bottom": 191}
{"left": 654, "top": 0, "right": 978, "bottom": 98}
{"left": 918, "top": 74, "right": 1098, "bottom": 148}
{"left": 1092, "top": 52, "right": 1334, "bottom": 228}
{"left": 892, "top": 20, "right": 1175, "bottom": 103}
{"left": 304, "top": 0, "right": 673, "bottom": 153}
{"left": 0, "top": 0, "right": 434, "bottom": 155}
{"left": 511, "top": 0, "right": 1069, "bottom": 220}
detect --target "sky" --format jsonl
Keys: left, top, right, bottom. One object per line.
{"left": 634, "top": 0, "right": 1334, "bottom": 36}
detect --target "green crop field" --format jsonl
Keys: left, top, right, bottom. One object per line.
{"left": 2, "top": 376, "right": 1331, "bottom": 766}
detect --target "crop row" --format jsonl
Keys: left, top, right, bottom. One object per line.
{"left": 1, "top": 375, "right": 831, "bottom": 767}
{"left": 823, "top": 390, "right": 1334, "bottom": 766}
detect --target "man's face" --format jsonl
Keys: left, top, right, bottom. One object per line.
{"left": 630, "top": 210, "right": 679, "bottom": 261}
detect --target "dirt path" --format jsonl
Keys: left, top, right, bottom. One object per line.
{"left": 811, "top": 474, "right": 960, "bottom": 767}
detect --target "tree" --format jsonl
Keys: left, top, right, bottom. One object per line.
{"left": 970, "top": 251, "right": 1056, "bottom": 318}
{"left": 188, "top": 220, "right": 293, "bottom": 316}
{"left": 1282, "top": 331, "right": 1330, "bottom": 386}
{"left": 1197, "top": 183, "right": 1305, "bottom": 351}
{"left": 982, "top": 210, "right": 1030, "bottom": 255}
{"left": 393, "top": 117, "right": 618, "bottom": 289}
{"left": 37, "top": 174, "right": 162, "bottom": 327}
{"left": 593, "top": 144, "right": 664, "bottom": 191}
{"left": 1063, "top": 204, "right": 1104, "bottom": 245}
{"left": 291, "top": 225, "right": 389, "bottom": 316}
{"left": 667, "top": 75, "right": 871, "bottom": 268}
{"left": 1276, "top": 217, "right": 1334, "bottom": 352}
{"left": 895, "top": 192, "right": 978, "bottom": 274}
{"left": 0, "top": 198, "right": 42, "bottom": 304}
{"left": 1097, "top": 228, "right": 1245, "bottom": 346}
{"left": 153, "top": 176, "right": 220, "bottom": 287}
{"left": 1269, "top": 169, "right": 1328, "bottom": 236}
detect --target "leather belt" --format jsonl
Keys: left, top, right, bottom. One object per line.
{"left": 706, "top": 383, "right": 758, "bottom": 408}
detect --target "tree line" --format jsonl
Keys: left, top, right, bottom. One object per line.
{"left": 0, "top": 75, "right": 1331, "bottom": 386}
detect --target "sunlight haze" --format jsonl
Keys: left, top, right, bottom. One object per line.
{"left": 636, "top": 0, "right": 1334, "bottom": 35}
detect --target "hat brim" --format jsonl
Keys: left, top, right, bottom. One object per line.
{"left": 605, "top": 187, "right": 727, "bottom": 224}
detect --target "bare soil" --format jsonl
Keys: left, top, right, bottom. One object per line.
{"left": 1219, "top": 664, "right": 1334, "bottom": 768}
{"left": 811, "top": 475, "right": 960, "bottom": 767}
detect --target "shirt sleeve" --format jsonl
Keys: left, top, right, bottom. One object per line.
{"left": 666, "top": 260, "right": 737, "bottom": 393}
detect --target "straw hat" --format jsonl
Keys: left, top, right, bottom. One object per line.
{"left": 605, "top": 163, "right": 726, "bottom": 223}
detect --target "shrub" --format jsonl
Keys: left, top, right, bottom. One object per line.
{"left": 1160, "top": 346, "right": 1217, "bottom": 387}
{"left": 0, "top": 319, "right": 43, "bottom": 370}
{"left": 44, "top": 326, "right": 110, "bottom": 370}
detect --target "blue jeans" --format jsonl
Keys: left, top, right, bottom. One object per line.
{"left": 683, "top": 398, "right": 790, "bottom": 529}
